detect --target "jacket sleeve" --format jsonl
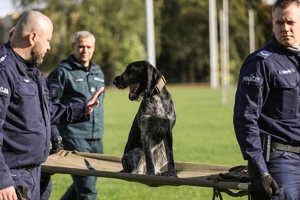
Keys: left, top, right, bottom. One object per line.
{"left": 49, "top": 101, "right": 89, "bottom": 125}
{"left": 50, "top": 125, "right": 60, "bottom": 141}
{"left": 0, "top": 70, "right": 15, "bottom": 189}
{"left": 233, "top": 58, "right": 270, "bottom": 176}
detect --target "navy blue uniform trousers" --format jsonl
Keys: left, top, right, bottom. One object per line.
{"left": 11, "top": 166, "right": 40, "bottom": 200}
{"left": 249, "top": 150, "right": 300, "bottom": 200}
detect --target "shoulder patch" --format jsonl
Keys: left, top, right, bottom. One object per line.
{"left": 240, "top": 74, "right": 263, "bottom": 86}
{"left": 49, "top": 83, "right": 59, "bottom": 99}
{"left": 256, "top": 50, "right": 273, "bottom": 59}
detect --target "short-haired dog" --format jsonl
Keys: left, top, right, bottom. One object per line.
{"left": 113, "top": 60, "right": 177, "bottom": 177}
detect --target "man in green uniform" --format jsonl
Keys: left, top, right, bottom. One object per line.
{"left": 47, "top": 31, "right": 105, "bottom": 200}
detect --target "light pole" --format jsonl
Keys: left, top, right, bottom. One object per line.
{"left": 209, "top": 0, "right": 219, "bottom": 88}
{"left": 145, "top": 0, "right": 156, "bottom": 67}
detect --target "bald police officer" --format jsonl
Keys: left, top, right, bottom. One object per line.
{"left": 0, "top": 11, "right": 104, "bottom": 200}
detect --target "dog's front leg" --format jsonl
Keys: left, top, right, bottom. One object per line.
{"left": 141, "top": 137, "right": 156, "bottom": 175}
{"left": 164, "top": 134, "right": 177, "bottom": 177}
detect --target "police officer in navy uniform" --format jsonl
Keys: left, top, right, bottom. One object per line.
{"left": 4, "top": 19, "right": 61, "bottom": 200}
{"left": 47, "top": 31, "right": 105, "bottom": 200}
{"left": 233, "top": 0, "right": 300, "bottom": 199}
{"left": 0, "top": 11, "right": 104, "bottom": 200}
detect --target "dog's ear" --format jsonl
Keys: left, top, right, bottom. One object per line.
{"left": 145, "top": 61, "right": 159, "bottom": 91}
{"left": 146, "top": 63, "right": 153, "bottom": 90}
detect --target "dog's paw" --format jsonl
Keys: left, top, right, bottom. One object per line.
{"left": 158, "top": 170, "right": 178, "bottom": 177}
{"left": 167, "top": 172, "right": 178, "bottom": 178}
{"left": 147, "top": 171, "right": 156, "bottom": 176}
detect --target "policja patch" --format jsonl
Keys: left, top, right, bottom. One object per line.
{"left": 0, "top": 85, "right": 9, "bottom": 97}
{"left": 49, "top": 83, "right": 59, "bottom": 99}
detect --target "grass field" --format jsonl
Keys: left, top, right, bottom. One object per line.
{"left": 50, "top": 85, "right": 248, "bottom": 200}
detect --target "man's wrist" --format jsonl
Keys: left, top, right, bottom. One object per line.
{"left": 52, "top": 136, "right": 62, "bottom": 143}
{"left": 262, "top": 172, "right": 270, "bottom": 176}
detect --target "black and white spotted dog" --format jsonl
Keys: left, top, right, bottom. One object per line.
{"left": 113, "top": 60, "right": 177, "bottom": 177}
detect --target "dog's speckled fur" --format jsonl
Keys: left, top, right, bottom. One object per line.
{"left": 113, "top": 60, "right": 177, "bottom": 177}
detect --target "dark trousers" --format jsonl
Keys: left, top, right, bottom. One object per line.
{"left": 61, "top": 138, "right": 103, "bottom": 200}
{"left": 40, "top": 173, "right": 52, "bottom": 200}
{"left": 249, "top": 150, "right": 300, "bottom": 200}
{"left": 11, "top": 166, "right": 40, "bottom": 200}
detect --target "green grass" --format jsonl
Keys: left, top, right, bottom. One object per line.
{"left": 50, "top": 85, "right": 248, "bottom": 200}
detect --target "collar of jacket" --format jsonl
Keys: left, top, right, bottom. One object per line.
{"left": 272, "top": 34, "right": 300, "bottom": 55}
{"left": 60, "top": 54, "right": 95, "bottom": 71}
{"left": 4, "top": 42, "right": 32, "bottom": 76}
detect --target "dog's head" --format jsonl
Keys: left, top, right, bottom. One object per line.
{"left": 113, "top": 60, "right": 165, "bottom": 101}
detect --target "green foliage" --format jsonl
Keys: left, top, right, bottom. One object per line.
{"left": 227, "top": 1, "right": 272, "bottom": 78}
{"left": 114, "top": 34, "right": 146, "bottom": 78}
{"left": 50, "top": 86, "right": 247, "bottom": 200}
{"left": 40, "top": 0, "right": 146, "bottom": 84}
{"left": 157, "top": 0, "right": 210, "bottom": 83}
{"left": 10, "top": 0, "right": 273, "bottom": 85}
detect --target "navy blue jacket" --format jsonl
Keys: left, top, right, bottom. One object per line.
{"left": 0, "top": 43, "right": 89, "bottom": 189}
{"left": 47, "top": 55, "right": 105, "bottom": 139}
{"left": 233, "top": 38, "right": 300, "bottom": 175}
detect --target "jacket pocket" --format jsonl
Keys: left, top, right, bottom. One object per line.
{"left": 263, "top": 73, "right": 299, "bottom": 119}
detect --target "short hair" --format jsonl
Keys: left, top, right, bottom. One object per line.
{"left": 73, "top": 31, "right": 95, "bottom": 44}
{"left": 272, "top": 0, "right": 300, "bottom": 14}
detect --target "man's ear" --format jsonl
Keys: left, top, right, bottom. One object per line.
{"left": 28, "top": 32, "right": 38, "bottom": 46}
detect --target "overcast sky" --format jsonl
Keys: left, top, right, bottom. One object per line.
{"left": 0, "top": 0, "right": 15, "bottom": 18}
{"left": 263, "top": 0, "right": 276, "bottom": 4}
{"left": 0, "top": 0, "right": 47, "bottom": 18}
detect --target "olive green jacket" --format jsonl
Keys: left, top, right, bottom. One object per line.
{"left": 47, "top": 55, "right": 105, "bottom": 139}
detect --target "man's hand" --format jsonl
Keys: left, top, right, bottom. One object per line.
{"left": 250, "top": 172, "right": 278, "bottom": 198}
{"left": 50, "top": 136, "right": 64, "bottom": 154}
{"left": 86, "top": 87, "right": 104, "bottom": 115}
{"left": 0, "top": 186, "right": 18, "bottom": 200}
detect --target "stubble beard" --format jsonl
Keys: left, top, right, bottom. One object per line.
{"left": 31, "top": 43, "right": 44, "bottom": 67}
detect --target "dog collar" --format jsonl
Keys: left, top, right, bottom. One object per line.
{"left": 154, "top": 76, "right": 166, "bottom": 94}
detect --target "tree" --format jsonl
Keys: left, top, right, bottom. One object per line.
{"left": 44, "top": 0, "right": 147, "bottom": 84}
{"left": 10, "top": 0, "right": 273, "bottom": 84}
{"left": 155, "top": 0, "right": 272, "bottom": 83}
{"left": 226, "top": 0, "right": 272, "bottom": 80}
{"left": 156, "top": 0, "right": 210, "bottom": 83}
{"left": 12, "top": 0, "right": 146, "bottom": 84}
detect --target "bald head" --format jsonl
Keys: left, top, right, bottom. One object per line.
{"left": 13, "top": 10, "right": 53, "bottom": 39}
{"left": 10, "top": 10, "right": 53, "bottom": 65}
